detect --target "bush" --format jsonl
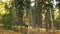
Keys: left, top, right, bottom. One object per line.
{"left": 2, "top": 14, "right": 14, "bottom": 29}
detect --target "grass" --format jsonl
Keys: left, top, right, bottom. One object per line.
{"left": 0, "top": 26, "right": 60, "bottom": 34}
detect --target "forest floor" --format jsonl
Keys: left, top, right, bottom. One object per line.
{"left": 0, "top": 26, "right": 60, "bottom": 34}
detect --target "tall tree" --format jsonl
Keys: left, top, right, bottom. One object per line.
{"left": 12, "top": 0, "right": 24, "bottom": 26}
{"left": 44, "top": 0, "right": 53, "bottom": 31}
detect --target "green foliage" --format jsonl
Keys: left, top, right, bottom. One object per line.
{"left": 24, "top": 0, "right": 30, "bottom": 8}
{"left": 53, "top": 20, "right": 60, "bottom": 30}
{"left": 0, "top": 1, "right": 14, "bottom": 29}
{"left": 2, "top": 14, "right": 14, "bottom": 29}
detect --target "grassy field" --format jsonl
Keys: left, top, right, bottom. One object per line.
{"left": 0, "top": 26, "right": 60, "bottom": 34}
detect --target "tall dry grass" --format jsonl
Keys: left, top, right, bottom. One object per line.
{"left": 0, "top": 26, "right": 60, "bottom": 34}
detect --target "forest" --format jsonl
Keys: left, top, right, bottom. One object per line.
{"left": 0, "top": 0, "right": 60, "bottom": 34}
